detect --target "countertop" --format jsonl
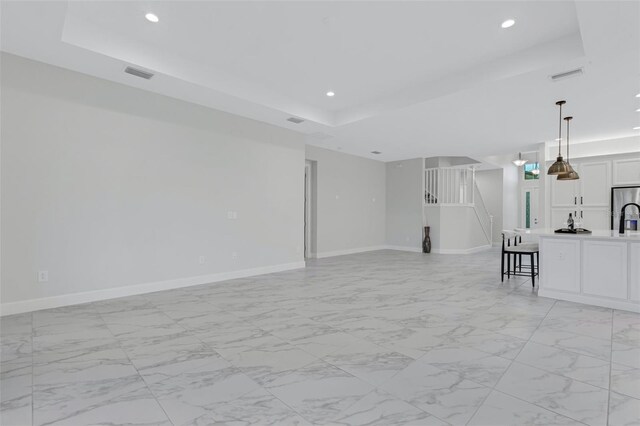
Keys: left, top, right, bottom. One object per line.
{"left": 517, "top": 228, "right": 640, "bottom": 242}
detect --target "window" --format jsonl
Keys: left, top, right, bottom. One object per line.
{"left": 524, "top": 162, "right": 540, "bottom": 180}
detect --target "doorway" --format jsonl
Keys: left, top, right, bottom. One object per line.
{"left": 521, "top": 187, "right": 539, "bottom": 229}
{"left": 304, "top": 160, "right": 317, "bottom": 258}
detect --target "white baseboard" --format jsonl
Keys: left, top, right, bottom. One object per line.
{"left": 539, "top": 288, "right": 640, "bottom": 313}
{"left": 316, "top": 244, "right": 492, "bottom": 257}
{"left": 432, "top": 245, "right": 492, "bottom": 254}
{"left": 315, "top": 246, "right": 387, "bottom": 259}
{"left": 0, "top": 261, "right": 306, "bottom": 316}
{"left": 384, "top": 245, "right": 423, "bottom": 253}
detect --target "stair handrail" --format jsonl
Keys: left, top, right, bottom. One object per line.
{"left": 472, "top": 180, "right": 493, "bottom": 244}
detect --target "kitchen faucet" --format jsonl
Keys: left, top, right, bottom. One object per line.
{"left": 619, "top": 203, "right": 640, "bottom": 234}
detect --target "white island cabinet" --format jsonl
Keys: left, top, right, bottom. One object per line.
{"left": 534, "top": 230, "right": 640, "bottom": 312}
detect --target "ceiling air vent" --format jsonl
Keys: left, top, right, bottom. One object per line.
{"left": 287, "top": 117, "right": 305, "bottom": 124}
{"left": 124, "top": 66, "right": 154, "bottom": 80}
{"left": 550, "top": 67, "right": 583, "bottom": 82}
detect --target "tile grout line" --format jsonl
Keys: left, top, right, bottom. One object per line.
{"left": 30, "top": 312, "right": 34, "bottom": 426}
{"left": 18, "top": 250, "right": 630, "bottom": 426}
{"left": 140, "top": 295, "right": 330, "bottom": 424}
{"left": 481, "top": 298, "right": 614, "bottom": 426}
{"left": 94, "top": 305, "right": 176, "bottom": 425}
{"left": 189, "top": 282, "right": 483, "bottom": 424}
{"left": 139, "top": 301, "right": 278, "bottom": 422}
{"left": 512, "top": 345, "right": 611, "bottom": 391}
{"left": 308, "top": 274, "right": 547, "bottom": 423}
{"left": 500, "top": 295, "right": 613, "bottom": 391}
{"left": 445, "top": 274, "right": 538, "bottom": 424}
{"left": 465, "top": 298, "right": 558, "bottom": 425}
{"left": 606, "top": 308, "right": 614, "bottom": 426}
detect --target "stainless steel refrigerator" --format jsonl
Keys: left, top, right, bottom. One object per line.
{"left": 611, "top": 186, "right": 640, "bottom": 230}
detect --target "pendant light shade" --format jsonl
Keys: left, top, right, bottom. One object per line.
{"left": 557, "top": 116, "right": 579, "bottom": 180}
{"left": 557, "top": 166, "right": 579, "bottom": 180}
{"left": 547, "top": 100, "right": 570, "bottom": 175}
{"left": 548, "top": 156, "right": 571, "bottom": 175}
{"left": 512, "top": 152, "right": 527, "bottom": 166}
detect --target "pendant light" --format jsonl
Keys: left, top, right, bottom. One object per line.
{"left": 512, "top": 152, "right": 527, "bottom": 166}
{"left": 531, "top": 151, "right": 540, "bottom": 175}
{"left": 547, "top": 100, "right": 571, "bottom": 175}
{"left": 557, "top": 116, "right": 579, "bottom": 180}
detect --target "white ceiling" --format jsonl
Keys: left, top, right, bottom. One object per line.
{"left": 2, "top": 1, "right": 639, "bottom": 161}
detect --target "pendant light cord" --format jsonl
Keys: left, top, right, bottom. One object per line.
{"left": 566, "top": 118, "right": 569, "bottom": 160}
{"left": 565, "top": 117, "right": 572, "bottom": 161}
{"left": 558, "top": 102, "right": 563, "bottom": 156}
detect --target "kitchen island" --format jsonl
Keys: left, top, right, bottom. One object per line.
{"left": 521, "top": 229, "right": 640, "bottom": 312}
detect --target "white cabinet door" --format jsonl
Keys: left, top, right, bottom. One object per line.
{"left": 583, "top": 240, "right": 627, "bottom": 299}
{"left": 541, "top": 238, "right": 581, "bottom": 293}
{"left": 551, "top": 176, "right": 578, "bottom": 208}
{"left": 613, "top": 158, "right": 640, "bottom": 186}
{"left": 579, "top": 161, "right": 611, "bottom": 207}
{"left": 630, "top": 243, "right": 640, "bottom": 302}
{"left": 579, "top": 208, "right": 611, "bottom": 231}
{"left": 551, "top": 208, "right": 578, "bottom": 229}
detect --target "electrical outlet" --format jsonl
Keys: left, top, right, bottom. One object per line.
{"left": 38, "top": 270, "right": 49, "bottom": 283}
{"left": 231, "top": 251, "right": 238, "bottom": 259}
{"left": 198, "top": 256, "right": 205, "bottom": 264}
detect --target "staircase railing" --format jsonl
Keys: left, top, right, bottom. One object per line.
{"left": 472, "top": 181, "right": 494, "bottom": 245}
{"left": 424, "top": 167, "right": 472, "bottom": 205}
{"left": 425, "top": 167, "right": 493, "bottom": 245}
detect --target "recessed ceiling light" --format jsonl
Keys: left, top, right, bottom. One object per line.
{"left": 326, "top": 91, "right": 335, "bottom": 97}
{"left": 636, "top": 108, "right": 640, "bottom": 112}
{"left": 634, "top": 126, "right": 640, "bottom": 130}
{"left": 145, "top": 13, "right": 159, "bottom": 23}
{"left": 501, "top": 19, "right": 515, "bottom": 29}
{"left": 636, "top": 93, "right": 640, "bottom": 98}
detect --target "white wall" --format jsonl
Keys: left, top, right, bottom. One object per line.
{"left": 475, "top": 169, "right": 504, "bottom": 243}
{"left": 305, "top": 146, "right": 386, "bottom": 257}
{"left": 385, "top": 159, "right": 424, "bottom": 250}
{"left": 502, "top": 165, "right": 519, "bottom": 231}
{"left": 1, "top": 53, "right": 306, "bottom": 312}
{"left": 481, "top": 154, "right": 520, "bottom": 232}
{"left": 437, "top": 206, "right": 490, "bottom": 252}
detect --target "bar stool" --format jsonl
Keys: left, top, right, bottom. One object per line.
{"left": 501, "top": 231, "right": 539, "bottom": 287}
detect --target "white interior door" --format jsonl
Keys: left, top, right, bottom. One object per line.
{"left": 304, "top": 162, "right": 311, "bottom": 259}
{"left": 522, "top": 187, "right": 539, "bottom": 228}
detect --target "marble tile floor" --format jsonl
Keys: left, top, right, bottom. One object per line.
{"left": 1, "top": 249, "right": 639, "bottom": 425}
